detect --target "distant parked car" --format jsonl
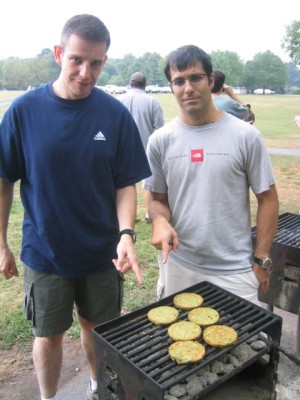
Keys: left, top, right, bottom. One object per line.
{"left": 103, "top": 85, "right": 127, "bottom": 95}
{"left": 117, "top": 86, "right": 128, "bottom": 94}
{"left": 160, "top": 86, "right": 172, "bottom": 93}
{"left": 145, "top": 85, "right": 161, "bottom": 93}
{"left": 253, "top": 88, "right": 275, "bottom": 95}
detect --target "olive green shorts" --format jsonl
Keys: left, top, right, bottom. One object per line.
{"left": 22, "top": 265, "right": 124, "bottom": 337}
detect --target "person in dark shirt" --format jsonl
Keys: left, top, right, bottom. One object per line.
{"left": 0, "top": 14, "right": 151, "bottom": 400}
{"left": 244, "top": 103, "right": 256, "bottom": 124}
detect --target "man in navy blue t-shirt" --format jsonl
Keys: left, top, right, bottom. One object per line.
{"left": 0, "top": 14, "right": 151, "bottom": 400}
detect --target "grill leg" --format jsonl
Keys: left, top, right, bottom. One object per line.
{"left": 269, "top": 345, "right": 280, "bottom": 400}
{"left": 297, "top": 316, "right": 300, "bottom": 353}
{"left": 266, "top": 304, "right": 274, "bottom": 312}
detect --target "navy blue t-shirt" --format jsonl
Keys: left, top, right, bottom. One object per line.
{"left": 0, "top": 84, "right": 151, "bottom": 277}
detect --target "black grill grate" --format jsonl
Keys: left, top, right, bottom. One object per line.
{"left": 93, "top": 281, "right": 282, "bottom": 399}
{"left": 252, "top": 212, "right": 300, "bottom": 248}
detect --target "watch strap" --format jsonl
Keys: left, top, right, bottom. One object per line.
{"left": 119, "top": 229, "right": 136, "bottom": 243}
{"left": 252, "top": 255, "right": 264, "bottom": 266}
{"left": 252, "top": 255, "right": 272, "bottom": 269}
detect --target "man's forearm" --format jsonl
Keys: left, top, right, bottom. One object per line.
{"left": 254, "top": 185, "right": 279, "bottom": 257}
{"left": 116, "top": 185, "right": 137, "bottom": 230}
{"left": 149, "top": 194, "right": 171, "bottom": 224}
{"left": 0, "top": 178, "right": 14, "bottom": 247}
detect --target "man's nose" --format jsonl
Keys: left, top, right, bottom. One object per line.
{"left": 79, "top": 63, "right": 90, "bottom": 78}
{"left": 184, "top": 79, "right": 194, "bottom": 91}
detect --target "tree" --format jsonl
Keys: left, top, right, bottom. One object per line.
{"left": 282, "top": 20, "right": 300, "bottom": 66}
{"left": 286, "top": 62, "right": 300, "bottom": 93}
{"left": 210, "top": 51, "right": 244, "bottom": 87}
{"left": 243, "top": 51, "right": 287, "bottom": 93}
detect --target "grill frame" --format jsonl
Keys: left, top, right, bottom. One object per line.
{"left": 251, "top": 212, "right": 300, "bottom": 314}
{"left": 93, "top": 281, "right": 282, "bottom": 400}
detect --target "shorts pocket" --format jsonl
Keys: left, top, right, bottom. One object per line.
{"left": 250, "top": 269, "right": 260, "bottom": 289}
{"left": 118, "top": 271, "right": 125, "bottom": 312}
{"left": 22, "top": 280, "right": 35, "bottom": 326}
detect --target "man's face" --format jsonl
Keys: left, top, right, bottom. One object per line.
{"left": 169, "top": 63, "right": 214, "bottom": 120}
{"left": 54, "top": 34, "right": 108, "bottom": 100}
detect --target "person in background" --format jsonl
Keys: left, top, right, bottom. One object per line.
{"left": 211, "top": 69, "right": 247, "bottom": 119}
{"left": 294, "top": 115, "right": 300, "bottom": 128}
{"left": 143, "top": 45, "right": 279, "bottom": 306}
{"left": 119, "top": 72, "right": 164, "bottom": 223}
{"left": 0, "top": 14, "right": 151, "bottom": 400}
{"left": 244, "top": 103, "right": 256, "bottom": 124}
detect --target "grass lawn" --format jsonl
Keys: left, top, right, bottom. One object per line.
{"left": 0, "top": 91, "right": 299, "bottom": 350}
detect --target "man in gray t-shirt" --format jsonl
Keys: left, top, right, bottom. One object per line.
{"left": 143, "top": 45, "right": 279, "bottom": 305}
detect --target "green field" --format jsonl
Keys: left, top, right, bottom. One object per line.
{"left": 0, "top": 91, "right": 299, "bottom": 352}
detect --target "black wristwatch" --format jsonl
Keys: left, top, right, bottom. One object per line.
{"left": 119, "top": 229, "right": 136, "bottom": 243}
{"left": 252, "top": 255, "right": 272, "bottom": 270}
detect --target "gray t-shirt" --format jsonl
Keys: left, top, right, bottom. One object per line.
{"left": 143, "top": 113, "right": 275, "bottom": 275}
{"left": 213, "top": 96, "right": 247, "bottom": 119}
{"left": 119, "top": 89, "right": 164, "bottom": 150}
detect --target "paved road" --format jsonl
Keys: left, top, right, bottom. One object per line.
{"left": 267, "top": 147, "right": 300, "bottom": 157}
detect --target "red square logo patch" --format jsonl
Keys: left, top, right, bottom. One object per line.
{"left": 191, "top": 149, "right": 204, "bottom": 162}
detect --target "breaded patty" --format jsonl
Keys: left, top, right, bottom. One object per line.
{"left": 173, "top": 292, "right": 204, "bottom": 310}
{"left": 203, "top": 325, "right": 238, "bottom": 348}
{"left": 169, "top": 340, "right": 206, "bottom": 364}
{"left": 147, "top": 306, "right": 179, "bottom": 326}
{"left": 168, "top": 320, "right": 202, "bottom": 341}
{"left": 188, "top": 307, "right": 220, "bottom": 327}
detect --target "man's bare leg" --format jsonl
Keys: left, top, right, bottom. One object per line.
{"left": 77, "top": 314, "right": 97, "bottom": 380}
{"left": 33, "top": 333, "right": 64, "bottom": 398}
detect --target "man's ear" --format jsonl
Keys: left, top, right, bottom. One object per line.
{"left": 209, "top": 72, "right": 215, "bottom": 89}
{"left": 53, "top": 45, "right": 63, "bottom": 65}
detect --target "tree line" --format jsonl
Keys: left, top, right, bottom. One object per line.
{"left": 1, "top": 21, "right": 299, "bottom": 93}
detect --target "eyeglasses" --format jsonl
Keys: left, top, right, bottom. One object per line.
{"left": 170, "top": 73, "right": 210, "bottom": 87}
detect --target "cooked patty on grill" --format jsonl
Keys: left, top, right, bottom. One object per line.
{"left": 169, "top": 340, "right": 206, "bottom": 364}
{"left": 188, "top": 307, "right": 220, "bottom": 327}
{"left": 203, "top": 325, "right": 238, "bottom": 348}
{"left": 147, "top": 306, "right": 179, "bottom": 326}
{"left": 173, "top": 292, "right": 204, "bottom": 310}
{"left": 168, "top": 320, "right": 202, "bottom": 341}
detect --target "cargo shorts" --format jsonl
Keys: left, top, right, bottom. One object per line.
{"left": 22, "top": 264, "right": 124, "bottom": 337}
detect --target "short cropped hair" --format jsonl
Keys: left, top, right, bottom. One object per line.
{"left": 164, "top": 45, "right": 213, "bottom": 82}
{"left": 211, "top": 70, "right": 225, "bottom": 93}
{"left": 60, "top": 14, "right": 111, "bottom": 50}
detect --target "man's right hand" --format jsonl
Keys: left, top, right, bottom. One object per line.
{"left": 151, "top": 216, "right": 179, "bottom": 264}
{"left": 0, "top": 246, "right": 19, "bottom": 279}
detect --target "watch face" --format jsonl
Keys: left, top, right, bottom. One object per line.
{"left": 252, "top": 256, "right": 272, "bottom": 269}
{"left": 262, "top": 258, "right": 272, "bottom": 269}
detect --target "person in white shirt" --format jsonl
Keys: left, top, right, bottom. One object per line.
{"left": 119, "top": 72, "right": 164, "bottom": 223}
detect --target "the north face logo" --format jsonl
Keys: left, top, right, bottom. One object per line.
{"left": 191, "top": 149, "right": 204, "bottom": 162}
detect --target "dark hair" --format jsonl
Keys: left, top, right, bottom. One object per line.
{"left": 60, "top": 14, "right": 111, "bottom": 50}
{"left": 211, "top": 70, "right": 225, "bottom": 93}
{"left": 164, "top": 45, "right": 213, "bottom": 82}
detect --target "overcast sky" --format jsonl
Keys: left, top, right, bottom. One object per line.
{"left": 1, "top": 0, "right": 299, "bottom": 63}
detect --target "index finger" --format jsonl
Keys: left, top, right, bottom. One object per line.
{"left": 161, "top": 240, "right": 173, "bottom": 264}
{"left": 130, "top": 260, "right": 143, "bottom": 285}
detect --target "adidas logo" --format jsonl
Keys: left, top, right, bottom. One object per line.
{"left": 94, "top": 131, "right": 106, "bottom": 141}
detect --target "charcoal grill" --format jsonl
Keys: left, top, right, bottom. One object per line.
{"left": 93, "top": 281, "right": 282, "bottom": 400}
{"left": 251, "top": 212, "right": 300, "bottom": 351}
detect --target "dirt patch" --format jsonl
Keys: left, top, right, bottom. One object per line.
{"left": 0, "top": 336, "right": 85, "bottom": 400}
